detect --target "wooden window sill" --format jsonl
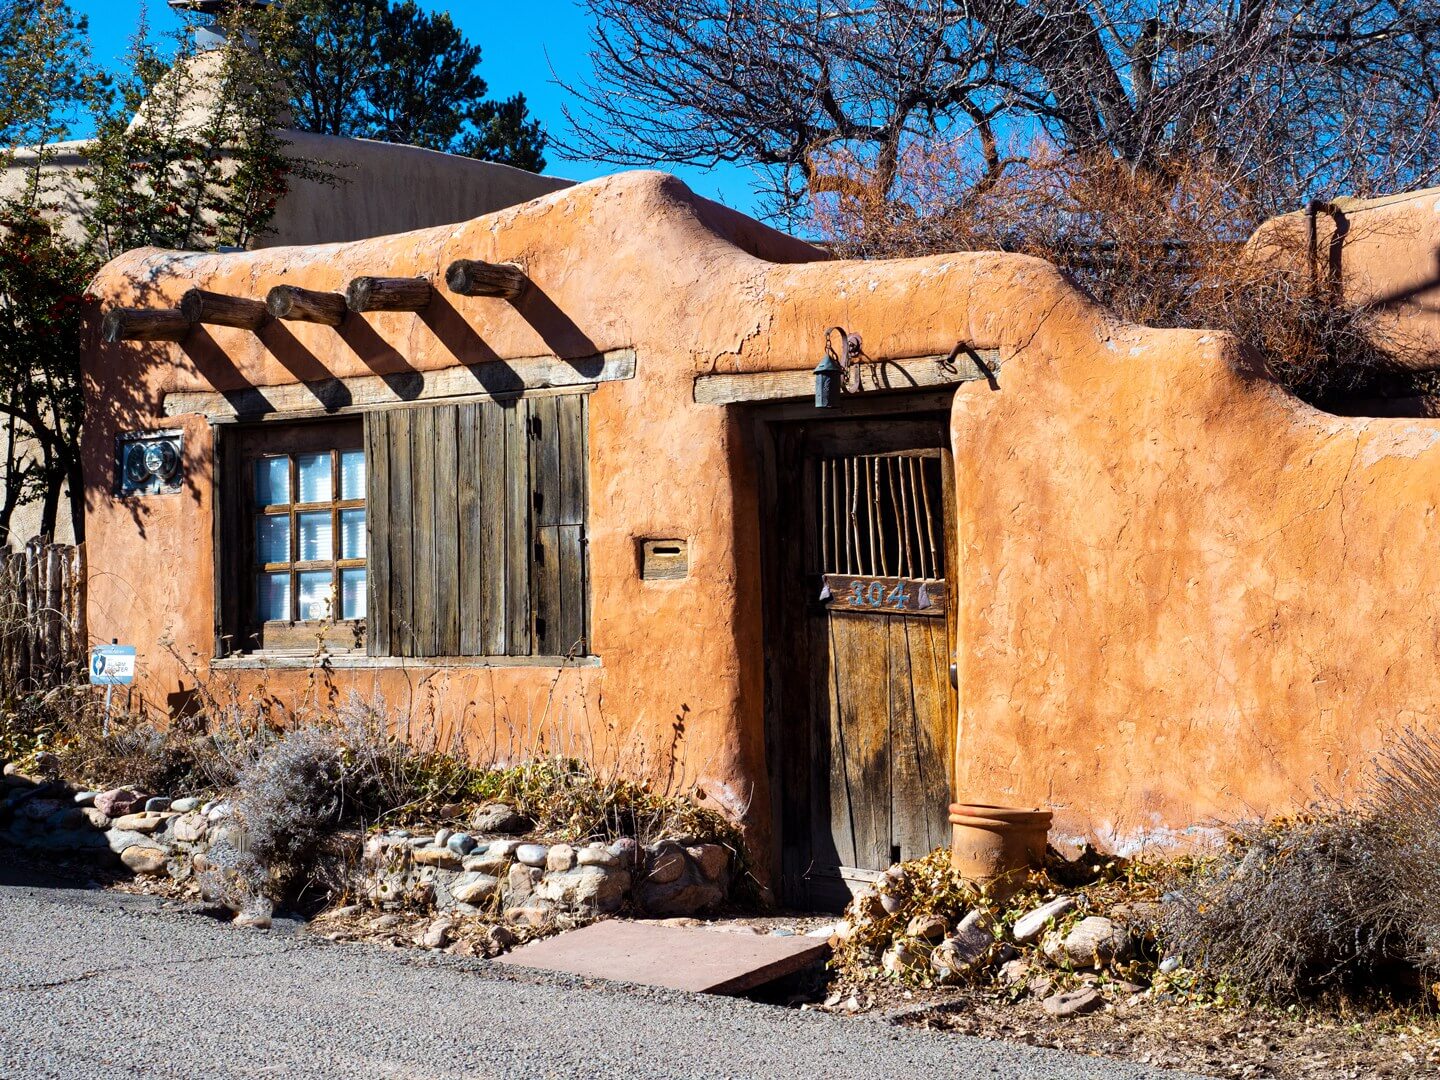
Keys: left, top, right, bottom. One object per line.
{"left": 210, "top": 653, "right": 601, "bottom": 671}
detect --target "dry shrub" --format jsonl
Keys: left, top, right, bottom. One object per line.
{"left": 1163, "top": 813, "right": 1404, "bottom": 1001}
{"left": 1165, "top": 725, "right": 1440, "bottom": 1002}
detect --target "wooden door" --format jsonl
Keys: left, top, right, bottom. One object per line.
{"left": 767, "top": 417, "right": 956, "bottom": 909}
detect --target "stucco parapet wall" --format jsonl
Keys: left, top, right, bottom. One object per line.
{"left": 88, "top": 170, "right": 1206, "bottom": 398}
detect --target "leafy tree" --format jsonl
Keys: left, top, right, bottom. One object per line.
{"left": 0, "top": 1, "right": 306, "bottom": 543}
{"left": 84, "top": 6, "right": 304, "bottom": 257}
{"left": 279, "top": 0, "right": 546, "bottom": 171}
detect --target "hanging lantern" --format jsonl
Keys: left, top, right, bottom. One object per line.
{"left": 814, "top": 352, "right": 843, "bottom": 409}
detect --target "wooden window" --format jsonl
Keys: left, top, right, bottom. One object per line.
{"left": 216, "top": 419, "right": 365, "bottom": 655}
{"left": 365, "top": 393, "right": 590, "bottom": 659}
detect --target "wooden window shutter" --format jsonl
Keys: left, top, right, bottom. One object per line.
{"left": 365, "top": 394, "right": 588, "bottom": 658}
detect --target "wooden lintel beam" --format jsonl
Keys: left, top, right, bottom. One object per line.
{"left": 266, "top": 285, "right": 347, "bottom": 326}
{"left": 163, "top": 347, "right": 637, "bottom": 421}
{"left": 692, "top": 349, "right": 1003, "bottom": 405}
{"left": 445, "top": 259, "right": 527, "bottom": 299}
{"left": 346, "top": 275, "right": 433, "bottom": 313}
{"left": 102, "top": 308, "right": 190, "bottom": 344}
{"left": 180, "top": 288, "right": 267, "bottom": 330}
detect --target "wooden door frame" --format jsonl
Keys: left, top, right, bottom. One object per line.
{"left": 748, "top": 388, "right": 960, "bottom": 908}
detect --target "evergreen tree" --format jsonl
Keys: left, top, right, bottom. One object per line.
{"left": 280, "top": 0, "right": 546, "bottom": 171}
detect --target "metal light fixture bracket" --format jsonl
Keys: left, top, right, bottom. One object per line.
{"left": 814, "top": 326, "right": 864, "bottom": 408}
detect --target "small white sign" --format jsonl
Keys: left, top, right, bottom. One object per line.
{"left": 90, "top": 645, "right": 136, "bottom": 686}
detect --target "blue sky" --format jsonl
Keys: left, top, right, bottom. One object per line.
{"left": 66, "top": 0, "right": 765, "bottom": 215}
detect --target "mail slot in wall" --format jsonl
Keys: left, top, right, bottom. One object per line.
{"left": 640, "top": 538, "right": 689, "bottom": 581}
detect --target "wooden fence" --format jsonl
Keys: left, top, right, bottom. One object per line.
{"left": 0, "top": 541, "right": 84, "bottom": 692}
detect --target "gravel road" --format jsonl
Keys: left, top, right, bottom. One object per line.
{"left": 0, "top": 871, "right": 1207, "bottom": 1080}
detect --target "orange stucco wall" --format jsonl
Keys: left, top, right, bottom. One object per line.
{"left": 1249, "top": 188, "right": 1440, "bottom": 369}
{"left": 83, "top": 171, "right": 1440, "bottom": 864}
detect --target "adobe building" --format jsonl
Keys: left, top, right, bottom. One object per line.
{"left": 81, "top": 171, "right": 1440, "bottom": 906}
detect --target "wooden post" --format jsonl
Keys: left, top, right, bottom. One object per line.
{"left": 266, "top": 285, "right": 347, "bottom": 326}
{"left": 102, "top": 308, "right": 190, "bottom": 343}
{"left": 346, "top": 276, "right": 433, "bottom": 313}
{"left": 180, "top": 288, "right": 268, "bottom": 330}
{"left": 444, "top": 259, "right": 527, "bottom": 299}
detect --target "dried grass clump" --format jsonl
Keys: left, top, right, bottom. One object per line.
{"left": 459, "top": 758, "right": 739, "bottom": 848}
{"left": 51, "top": 716, "right": 245, "bottom": 795}
{"left": 1163, "top": 813, "right": 1404, "bottom": 1001}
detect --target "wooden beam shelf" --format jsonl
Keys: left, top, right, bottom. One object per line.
{"left": 180, "top": 288, "right": 267, "bottom": 330}
{"left": 102, "top": 308, "right": 190, "bottom": 343}
{"left": 444, "top": 259, "right": 527, "bottom": 299}
{"left": 346, "top": 276, "right": 433, "bottom": 313}
{"left": 266, "top": 285, "right": 347, "bottom": 326}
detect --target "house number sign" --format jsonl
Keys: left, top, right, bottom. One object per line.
{"left": 819, "top": 574, "right": 947, "bottom": 616}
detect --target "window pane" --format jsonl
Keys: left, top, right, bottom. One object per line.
{"left": 255, "top": 515, "right": 290, "bottom": 565}
{"left": 296, "top": 452, "right": 332, "bottom": 503}
{"left": 254, "top": 457, "right": 289, "bottom": 506}
{"left": 340, "top": 508, "right": 366, "bottom": 559}
{"left": 341, "top": 568, "right": 366, "bottom": 620}
{"left": 257, "top": 573, "right": 290, "bottom": 622}
{"left": 298, "top": 571, "right": 334, "bottom": 621}
{"left": 297, "top": 511, "right": 333, "bottom": 561}
{"left": 340, "top": 450, "right": 365, "bottom": 500}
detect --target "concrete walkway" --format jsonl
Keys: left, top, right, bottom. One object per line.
{"left": 0, "top": 871, "right": 1205, "bottom": 1080}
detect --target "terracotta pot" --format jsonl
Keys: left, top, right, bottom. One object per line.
{"left": 948, "top": 802, "right": 1052, "bottom": 889}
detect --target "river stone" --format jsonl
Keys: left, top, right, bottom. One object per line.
{"left": 882, "top": 940, "right": 928, "bottom": 975}
{"left": 545, "top": 843, "right": 576, "bottom": 872}
{"left": 576, "top": 843, "right": 618, "bottom": 868}
{"left": 412, "top": 846, "right": 463, "bottom": 870}
{"left": 906, "top": 914, "right": 949, "bottom": 942}
{"left": 462, "top": 850, "right": 511, "bottom": 875}
{"left": 515, "top": 844, "right": 549, "bottom": 868}
{"left": 505, "top": 863, "right": 544, "bottom": 904}
{"left": 1041, "top": 916, "right": 1131, "bottom": 969}
{"left": 645, "top": 844, "right": 688, "bottom": 884}
{"left": 18, "top": 798, "right": 63, "bottom": 821}
{"left": 94, "top": 789, "right": 147, "bottom": 818}
{"left": 434, "top": 828, "right": 453, "bottom": 848}
{"left": 686, "top": 843, "right": 730, "bottom": 882}
{"left": 446, "top": 832, "right": 477, "bottom": 856}
{"left": 608, "top": 837, "right": 640, "bottom": 866}
{"left": 470, "top": 803, "right": 529, "bottom": 835}
{"left": 144, "top": 797, "right": 172, "bottom": 813}
{"left": 172, "top": 812, "right": 208, "bottom": 844}
{"left": 534, "top": 865, "right": 630, "bottom": 913}
{"left": 487, "top": 839, "right": 522, "bottom": 858}
{"left": 1013, "top": 896, "right": 1076, "bottom": 945}
{"left": 80, "top": 807, "right": 111, "bottom": 829}
{"left": 121, "top": 845, "right": 169, "bottom": 875}
{"left": 111, "top": 811, "right": 169, "bottom": 834}
{"left": 105, "top": 828, "right": 153, "bottom": 855}
{"left": 73, "top": 790, "right": 97, "bottom": 807}
{"left": 43, "top": 807, "right": 85, "bottom": 830}
{"left": 1042, "top": 988, "right": 1104, "bottom": 1017}
{"left": 930, "top": 911, "right": 996, "bottom": 985}
{"left": 451, "top": 873, "right": 501, "bottom": 905}
{"left": 170, "top": 797, "right": 201, "bottom": 813}
{"left": 634, "top": 877, "right": 724, "bottom": 917}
